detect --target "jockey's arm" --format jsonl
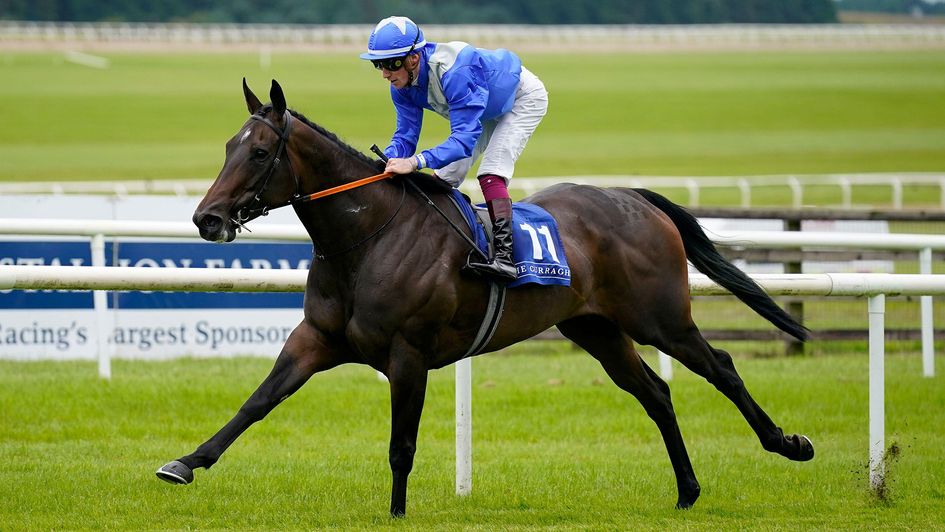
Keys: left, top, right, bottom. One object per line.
{"left": 415, "top": 67, "right": 489, "bottom": 171}
{"left": 384, "top": 89, "right": 423, "bottom": 160}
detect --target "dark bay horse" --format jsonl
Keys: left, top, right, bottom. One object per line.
{"left": 157, "top": 79, "right": 813, "bottom": 516}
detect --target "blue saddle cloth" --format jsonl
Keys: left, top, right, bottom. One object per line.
{"left": 449, "top": 190, "right": 571, "bottom": 288}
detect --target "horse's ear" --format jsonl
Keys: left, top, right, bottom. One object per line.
{"left": 243, "top": 77, "right": 263, "bottom": 115}
{"left": 270, "top": 79, "right": 287, "bottom": 117}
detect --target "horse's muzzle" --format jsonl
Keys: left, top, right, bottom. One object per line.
{"left": 193, "top": 212, "right": 235, "bottom": 243}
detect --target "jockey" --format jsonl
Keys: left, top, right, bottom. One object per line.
{"left": 360, "top": 16, "right": 549, "bottom": 284}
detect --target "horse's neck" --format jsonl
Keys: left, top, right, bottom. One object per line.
{"left": 292, "top": 134, "right": 404, "bottom": 259}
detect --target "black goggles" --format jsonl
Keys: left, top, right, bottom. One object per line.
{"left": 372, "top": 56, "right": 407, "bottom": 71}
{"left": 371, "top": 27, "right": 421, "bottom": 72}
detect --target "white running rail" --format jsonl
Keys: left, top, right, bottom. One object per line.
{"left": 2, "top": 217, "right": 939, "bottom": 379}
{"left": 2, "top": 173, "right": 945, "bottom": 209}
{"left": 3, "top": 21, "right": 945, "bottom": 49}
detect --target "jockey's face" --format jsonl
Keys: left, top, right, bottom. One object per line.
{"left": 380, "top": 53, "right": 420, "bottom": 90}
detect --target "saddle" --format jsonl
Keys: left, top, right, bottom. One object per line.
{"left": 444, "top": 190, "right": 572, "bottom": 358}
{"left": 446, "top": 190, "right": 571, "bottom": 289}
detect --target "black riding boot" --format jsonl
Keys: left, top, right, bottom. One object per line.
{"left": 466, "top": 198, "right": 518, "bottom": 283}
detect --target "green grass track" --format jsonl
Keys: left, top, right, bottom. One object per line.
{"left": 1, "top": 346, "right": 943, "bottom": 529}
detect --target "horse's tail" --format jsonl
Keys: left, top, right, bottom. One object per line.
{"left": 632, "top": 188, "right": 809, "bottom": 342}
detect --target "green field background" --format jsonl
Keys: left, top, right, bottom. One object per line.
{"left": 1, "top": 50, "right": 944, "bottom": 184}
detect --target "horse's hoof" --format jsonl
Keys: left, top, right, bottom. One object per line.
{"left": 675, "top": 498, "right": 696, "bottom": 510}
{"left": 795, "top": 435, "right": 815, "bottom": 461}
{"left": 156, "top": 460, "right": 194, "bottom": 485}
{"left": 675, "top": 481, "right": 701, "bottom": 509}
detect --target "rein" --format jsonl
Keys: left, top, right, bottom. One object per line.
{"left": 293, "top": 171, "right": 395, "bottom": 203}
{"left": 232, "top": 110, "right": 403, "bottom": 259}
{"left": 232, "top": 110, "right": 487, "bottom": 262}
{"left": 370, "top": 145, "right": 489, "bottom": 262}
{"left": 232, "top": 110, "right": 394, "bottom": 227}
{"left": 313, "top": 180, "right": 406, "bottom": 261}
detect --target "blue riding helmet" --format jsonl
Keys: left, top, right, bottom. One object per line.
{"left": 359, "top": 16, "right": 426, "bottom": 61}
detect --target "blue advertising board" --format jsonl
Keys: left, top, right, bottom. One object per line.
{"left": 0, "top": 240, "right": 310, "bottom": 309}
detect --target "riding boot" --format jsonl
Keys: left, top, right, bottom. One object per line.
{"left": 465, "top": 197, "right": 518, "bottom": 283}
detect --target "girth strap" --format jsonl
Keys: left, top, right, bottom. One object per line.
{"left": 463, "top": 281, "right": 507, "bottom": 359}
{"left": 445, "top": 193, "right": 507, "bottom": 358}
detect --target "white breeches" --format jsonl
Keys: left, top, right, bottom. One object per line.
{"left": 436, "top": 67, "right": 548, "bottom": 187}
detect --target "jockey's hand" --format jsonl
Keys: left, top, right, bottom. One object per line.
{"left": 385, "top": 156, "right": 418, "bottom": 175}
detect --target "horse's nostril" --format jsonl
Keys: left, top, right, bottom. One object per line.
{"left": 200, "top": 214, "right": 223, "bottom": 229}
{"left": 196, "top": 213, "right": 222, "bottom": 232}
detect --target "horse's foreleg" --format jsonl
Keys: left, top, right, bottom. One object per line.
{"left": 156, "top": 322, "right": 343, "bottom": 485}
{"left": 557, "top": 317, "right": 701, "bottom": 509}
{"left": 386, "top": 341, "right": 429, "bottom": 517}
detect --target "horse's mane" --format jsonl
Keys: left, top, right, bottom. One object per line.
{"left": 259, "top": 105, "right": 451, "bottom": 195}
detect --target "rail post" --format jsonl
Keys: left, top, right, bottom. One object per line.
{"left": 737, "top": 178, "right": 751, "bottom": 209}
{"left": 658, "top": 350, "right": 673, "bottom": 381}
{"left": 685, "top": 178, "right": 699, "bottom": 207}
{"left": 784, "top": 219, "right": 805, "bottom": 356}
{"left": 838, "top": 176, "right": 852, "bottom": 208}
{"left": 920, "top": 247, "right": 935, "bottom": 377}
{"left": 891, "top": 177, "right": 902, "bottom": 210}
{"left": 90, "top": 234, "right": 113, "bottom": 380}
{"left": 788, "top": 176, "right": 802, "bottom": 209}
{"left": 868, "top": 294, "right": 885, "bottom": 492}
{"left": 455, "top": 357, "right": 472, "bottom": 496}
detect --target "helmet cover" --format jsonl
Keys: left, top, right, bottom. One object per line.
{"left": 360, "top": 16, "right": 426, "bottom": 61}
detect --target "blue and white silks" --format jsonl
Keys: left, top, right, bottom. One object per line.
{"left": 384, "top": 41, "right": 523, "bottom": 171}
{"left": 450, "top": 190, "right": 571, "bottom": 288}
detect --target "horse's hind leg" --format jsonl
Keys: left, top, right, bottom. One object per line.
{"left": 557, "top": 316, "right": 701, "bottom": 509}
{"left": 156, "top": 321, "right": 344, "bottom": 484}
{"left": 654, "top": 326, "right": 814, "bottom": 462}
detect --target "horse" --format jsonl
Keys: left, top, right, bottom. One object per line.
{"left": 157, "top": 79, "right": 814, "bottom": 516}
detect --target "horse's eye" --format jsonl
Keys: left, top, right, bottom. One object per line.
{"left": 252, "top": 148, "right": 269, "bottom": 161}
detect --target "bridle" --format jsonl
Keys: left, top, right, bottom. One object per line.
{"left": 233, "top": 110, "right": 400, "bottom": 223}
{"left": 232, "top": 110, "right": 301, "bottom": 229}
{"left": 230, "top": 109, "right": 405, "bottom": 259}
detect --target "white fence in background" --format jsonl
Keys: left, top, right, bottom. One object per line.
{"left": 2, "top": 173, "right": 945, "bottom": 209}
{"left": 514, "top": 173, "right": 945, "bottom": 209}
{"left": 3, "top": 21, "right": 945, "bottom": 49}
{"left": 1, "top": 262, "right": 940, "bottom": 495}
{"left": 0, "top": 218, "right": 945, "bottom": 380}
{"left": 1, "top": 217, "right": 940, "bottom": 378}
